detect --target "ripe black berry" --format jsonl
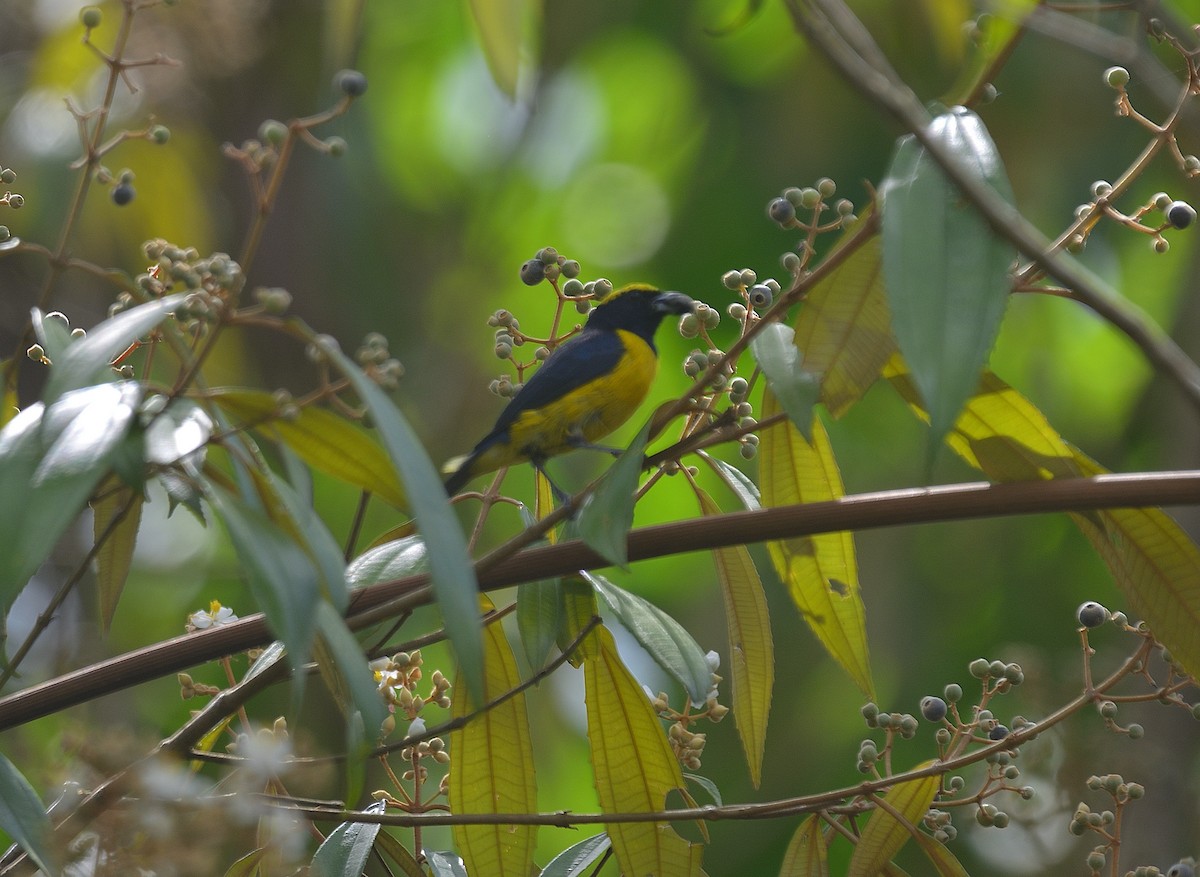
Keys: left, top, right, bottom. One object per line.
{"left": 767, "top": 197, "right": 796, "bottom": 225}
{"left": 1167, "top": 200, "right": 1195, "bottom": 230}
{"left": 519, "top": 258, "right": 545, "bottom": 286}
{"left": 111, "top": 182, "right": 135, "bottom": 206}
{"left": 988, "top": 724, "right": 1009, "bottom": 741}
{"left": 335, "top": 69, "right": 368, "bottom": 97}
{"left": 920, "top": 695, "right": 948, "bottom": 722}
{"left": 1076, "top": 601, "right": 1109, "bottom": 628}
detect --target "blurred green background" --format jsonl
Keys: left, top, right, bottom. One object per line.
{"left": 2, "top": 0, "right": 1199, "bottom": 873}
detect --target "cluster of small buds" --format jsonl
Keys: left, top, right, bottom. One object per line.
{"left": 860, "top": 702, "right": 919, "bottom": 738}
{"left": 176, "top": 672, "right": 221, "bottom": 700}
{"left": 252, "top": 286, "right": 293, "bottom": 315}
{"left": 645, "top": 652, "right": 728, "bottom": 770}
{"left": 519, "top": 246, "right": 582, "bottom": 287}
{"left": 489, "top": 308, "right": 524, "bottom": 360}
{"left": 1, "top": 162, "right": 22, "bottom": 221}
{"left": 974, "top": 801, "right": 1010, "bottom": 828}
{"left": 923, "top": 807, "right": 958, "bottom": 844}
{"left": 488, "top": 373, "right": 523, "bottom": 399}
{"left": 131, "top": 239, "right": 246, "bottom": 318}
{"left": 372, "top": 650, "right": 451, "bottom": 724}
{"left": 968, "top": 656, "right": 1025, "bottom": 691}
{"left": 677, "top": 301, "right": 720, "bottom": 339}
{"left": 304, "top": 333, "right": 341, "bottom": 365}
{"left": 668, "top": 722, "right": 707, "bottom": 771}
{"left": 355, "top": 331, "right": 405, "bottom": 390}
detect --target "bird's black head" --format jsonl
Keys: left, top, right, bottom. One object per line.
{"left": 585, "top": 284, "right": 695, "bottom": 347}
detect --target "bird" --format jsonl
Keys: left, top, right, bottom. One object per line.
{"left": 443, "top": 284, "right": 695, "bottom": 498}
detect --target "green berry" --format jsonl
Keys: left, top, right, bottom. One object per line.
{"left": 738, "top": 268, "right": 757, "bottom": 287}
{"left": 1127, "top": 722, "right": 1144, "bottom": 739}
{"left": 944, "top": 683, "right": 962, "bottom": 703}
{"left": 335, "top": 69, "right": 369, "bottom": 97}
{"left": 7, "top": 194, "right": 24, "bottom": 209}
{"left": 968, "top": 658, "right": 990, "bottom": 678}
{"left": 721, "top": 270, "right": 743, "bottom": 290}
{"left": 1184, "top": 155, "right": 1200, "bottom": 174}
{"left": 782, "top": 187, "right": 805, "bottom": 207}
{"left": 1088, "top": 852, "right": 1108, "bottom": 871}
{"left": 562, "top": 278, "right": 584, "bottom": 297}
{"left": 1167, "top": 200, "right": 1195, "bottom": 229}
{"left": 1104, "top": 66, "right": 1130, "bottom": 88}
{"left": 536, "top": 246, "right": 559, "bottom": 263}
{"left": 1099, "top": 700, "right": 1118, "bottom": 719}
{"left": 561, "top": 259, "right": 581, "bottom": 279}
{"left": 920, "top": 695, "right": 947, "bottom": 722}
{"left": 1077, "top": 601, "right": 1109, "bottom": 628}
{"left": 816, "top": 177, "right": 836, "bottom": 197}
{"left": 0, "top": 226, "right": 9, "bottom": 242}
{"left": 259, "top": 119, "right": 287, "bottom": 146}
{"left": 1154, "top": 237, "right": 1170, "bottom": 254}
{"left": 781, "top": 251, "right": 801, "bottom": 273}
{"left": 326, "top": 136, "right": 347, "bottom": 157}
{"left": 861, "top": 701, "right": 879, "bottom": 724}
{"left": 1167, "top": 863, "right": 1195, "bottom": 877}
{"left": 1090, "top": 180, "right": 1112, "bottom": 199}
{"left": 80, "top": 6, "right": 103, "bottom": 28}
{"left": 799, "top": 187, "right": 820, "bottom": 209}
{"left": 678, "top": 312, "right": 700, "bottom": 337}
{"left": 0, "top": 168, "right": 15, "bottom": 184}
{"left": 149, "top": 125, "right": 170, "bottom": 145}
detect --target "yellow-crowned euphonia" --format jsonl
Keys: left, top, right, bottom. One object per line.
{"left": 443, "top": 284, "right": 695, "bottom": 496}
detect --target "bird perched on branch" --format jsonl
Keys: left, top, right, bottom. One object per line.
{"left": 443, "top": 284, "right": 695, "bottom": 498}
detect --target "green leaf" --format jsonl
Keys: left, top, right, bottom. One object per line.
{"left": 759, "top": 391, "right": 873, "bottom": 697}
{"left": 0, "top": 382, "right": 142, "bottom": 599}
{"left": 750, "top": 323, "right": 820, "bottom": 440}
{"left": 324, "top": 342, "right": 484, "bottom": 702}
{"left": 92, "top": 482, "right": 145, "bottom": 632}
{"left": 371, "top": 830, "right": 425, "bottom": 877}
{"left": 880, "top": 107, "right": 1015, "bottom": 454}
{"left": 222, "top": 847, "right": 266, "bottom": 877}
{"left": 778, "top": 815, "right": 827, "bottom": 877}
{"left": 683, "top": 772, "right": 723, "bottom": 806}
{"left": 517, "top": 577, "right": 563, "bottom": 669}
{"left": 43, "top": 294, "right": 186, "bottom": 404}
{"left": 912, "top": 832, "right": 970, "bottom": 877}
{"left": 267, "top": 465, "right": 351, "bottom": 612}
{"left": 449, "top": 596, "right": 538, "bottom": 877}
{"left": 313, "top": 602, "right": 387, "bottom": 748}
{"left": 346, "top": 534, "right": 428, "bottom": 587}
{"left": 578, "top": 420, "right": 652, "bottom": 569}
{"left": 792, "top": 220, "right": 894, "bottom": 417}
{"left": 696, "top": 488, "right": 773, "bottom": 788}
{"left": 467, "top": 0, "right": 537, "bottom": 97}
{"left": 583, "top": 625, "right": 703, "bottom": 877}
{"left": 558, "top": 574, "right": 601, "bottom": 665}
{"left": 848, "top": 768, "right": 939, "bottom": 877}
{"left": 584, "top": 571, "right": 711, "bottom": 705}
{"left": 0, "top": 752, "right": 57, "bottom": 876}
{"left": 944, "top": 0, "right": 1038, "bottom": 105}
{"left": 206, "top": 483, "right": 320, "bottom": 674}
{"left": 210, "top": 389, "right": 407, "bottom": 510}
{"left": 700, "top": 453, "right": 761, "bottom": 510}
{"left": 540, "top": 833, "right": 611, "bottom": 877}
{"left": 144, "top": 398, "right": 212, "bottom": 467}
{"left": 425, "top": 850, "right": 469, "bottom": 877}
{"left": 310, "top": 800, "right": 384, "bottom": 877}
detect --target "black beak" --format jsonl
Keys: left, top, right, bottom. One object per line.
{"left": 653, "top": 291, "right": 695, "bottom": 315}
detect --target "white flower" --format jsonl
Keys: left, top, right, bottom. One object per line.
{"left": 187, "top": 600, "right": 238, "bottom": 632}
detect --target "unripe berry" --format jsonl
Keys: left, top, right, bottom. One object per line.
{"left": 944, "top": 683, "right": 963, "bottom": 703}
{"left": 968, "top": 657, "right": 990, "bottom": 678}
{"left": 816, "top": 177, "right": 836, "bottom": 197}
{"left": 80, "top": 6, "right": 103, "bottom": 28}
{"left": 1104, "top": 66, "right": 1130, "bottom": 88}
{"left": 150, "top": 125, "right": 170, "bottom": 144}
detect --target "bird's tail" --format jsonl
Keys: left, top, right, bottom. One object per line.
{"left": 442, "top": 452, "right": 474, "bottom": 496}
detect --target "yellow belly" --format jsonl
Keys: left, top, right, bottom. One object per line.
{"left": 476, "top": 329, "right": 657, "bottom": 471}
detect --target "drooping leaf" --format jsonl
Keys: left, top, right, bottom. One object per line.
{"left": 144, "top": 398, "right": 212, "bottom": 468}
{"left": 449, "top": 596, "right": 538, "bottom": 877}
{"left": 879, "top": 107, "right": 1015, "bottom": 455}
{"left": 0, "top": 382, "right": 142, "bottom": 598}
{"left": 325, "top": 342, "right": 483, "bottom": 701}
{"left": 262, "top": 462, "right": 350, "bottom": 612}
{"left": 583, "top": 625, "right": 703, "bottom": 877}
{"left": 310, "top": 800, "right": 384, "bottom": 877}
{"left": 750, "top": 323, "right": 820, "bottom": 440}
{"left": 540, "top": 832, "right": 612, "bottom": 877}
{"left": 792, "top": 221, "right": 894, "bottom": 417}
{"left": 222, "top": 847, "right": 266, "bottom": 877}
{"left": 313, "top": 602, "right": 386, "bottom": 748}
{"left": 0, "top": 752, "right": 57, "bottom": 876}
{"left": 517, "top": 578, "right": 563, "bottom": 669}
{"left": 467, "top": 0, "right": 537, "bottom": 97}
{"left": 683, "top": 772, "right": 723, "bottom": 806}
{"left": 346, "top": 534, "right": 428, "bottom": 587}
{"left": 558, "top": 574, "right": 601, "bottom": 665}
{"left": 43, "top": 293, "right": 186, "bottom": 403}
{"left": 695, "top": 488, "right": 773, "bottom": 787}
{"left": 700, "top": 453, "right": 761, "bottom": 510}
{"left": 92, "top": 481, "right": 145, "bottom": 632}
{"left": 759, "top": 391, "right": 873, "bottom": 697}
{"left": 584, "top": 571, "right": 711, "bottom": 705}
{"left": 205, "top": 483, "right": 320, "bottom": 675}
{"left": 578, "top": 420, "right": 652, "bottom": 569}
{"left": 371, "top": 829, "right": 425, "bottom": 877}
{"left": 210, "top": 388, "right": 407, "bottom": 509}
{"left": 912, "top": 832, "right": 970, "bottom": 877}
{"left": 778, "top": 815, "right": 827, "bottom": 877}
{"left": 847, "top": 768, "right": 939, "bottom": 877}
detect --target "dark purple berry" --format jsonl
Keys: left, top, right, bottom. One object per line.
{"left": 111, "top": 182, "right": 135, "bottom": 206}
{"left": 519, "top": 258, "right": 545, "bottom": 286}
{"left": 335, "top": 69, "right": 368, "bottom": 97}
{"left": 988, "top": 724, "right": 1009, "bottom": 741}
{"left": 1167, "top": 200, "right": 1195, "bottom": 230}
{"left": 920, "top": 695, "right": 948, "bottom": 722}
{"left": 1076, "top": 601, "right": 1109, "bottom": 628}
{"left": 767, "top": 197, "right": 796, "bottom": 225}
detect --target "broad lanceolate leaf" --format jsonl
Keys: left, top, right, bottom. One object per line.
{"left": 222, "top": 847, "right": 266, "bottom": 877}
{"left": 206, "top": 483, "right": 320, "bottom": 674}
{"left": 310, "top": 800, "right": 384, "bottom": 877}
{"left": 0, "top": 382, "right": 141, "bottom": 599}
{"left": 695, "top": 489, "right": 773, "bottom": 788}
{"left": 759, "top": 391, "right": 873, "bottom": 698}
{"left": 425, "top": 851, "right": 469, "bottom": 877}
{"left": 449, "top": 597, "right": 537, "bottom": 877}
{"left": 847, "top": 768, "right": 939, "bottom": 877}
{"left": 890, "top": 358, "right": 1200, "bottom": 679}
{"left": 583, "top": 625, "right": 703, "bottom": 877}
{"left": 325, "top": 342, "right": 484, "bottom": 702}
{"left": 750, "top": 323, "right": 820, "bottom": 441}
{"left": 347, "top": 534, "right": 428, "bottom": 587}
{"left": 0, "top": 752, "right": 57, "bottom": 875}
{"left": 92, "top": 481, "right": 145, "bottom": 632}
{"left": 584, "top": 571, "right": 711, "bottom": 706}
{"left": 792, "top": 221, "right": 895, "bottom": 417}
{"left": 467, "top": 0, "right": 535, "bottom": 97}
{"left": 578, "top": 420, "right": 652, "bottom": 569}
{"left": 517, "top": 578, "right": 563, "bottom": 670}
{"left": 880, "top": 107, "right": 1016, "bottom": 452}
{"left": 778, "top": 815, "right": 827, "bottom": 877}
{"left": 371, "top": 829, "right": 425, "bottom": 877}
{"left": 43, "top": 293, "right": 187, "bottom": 404}
{"left": 210, "top": 389, "right": 407, "bottom": 509}
{"left": 540, "top": 832, "right": 612, "bottom": 877}
{"left": 912, "top": 832, "right": 970, "bottom": 877}
{"left": 558, "top": 575, "right": 601, "bottom": 665}
{"left": 313, "top": 603, "right": 387, "bottom": 746}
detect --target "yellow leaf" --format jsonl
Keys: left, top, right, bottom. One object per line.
{"left": 467, "top": 0, "right": 539, "bottom": 97}
{"left": 759, "top": 392, "right": 873, "bottom": 697}
{"left": 558, "top": 575, "right": 601, "bottom": 664}
{"left": 848, "top": 768, "right": 939, "bottom": 877}
{"left": 778, "top": 815, "right": 828, "bottom": 877}
{"left": 211, "top": 389, "right": 407, "bottom": 509}
{"left": 794, "top": 220, "right": 894, "bottom": 417}
{"left": 695, "top": 488, "right": 773, "bottom": 788}
{"left": 584, "top": 626, "right": 703, "bottom": 877}
{"left": 449, "top": 596, "right": 538, "bottom": 877}
{"left": 91, "top": 482, "right": 144, "bottom": 632}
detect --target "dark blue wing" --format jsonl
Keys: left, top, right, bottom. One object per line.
{"left": 490, "top": 328, "right": 623, "bottom": 437}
